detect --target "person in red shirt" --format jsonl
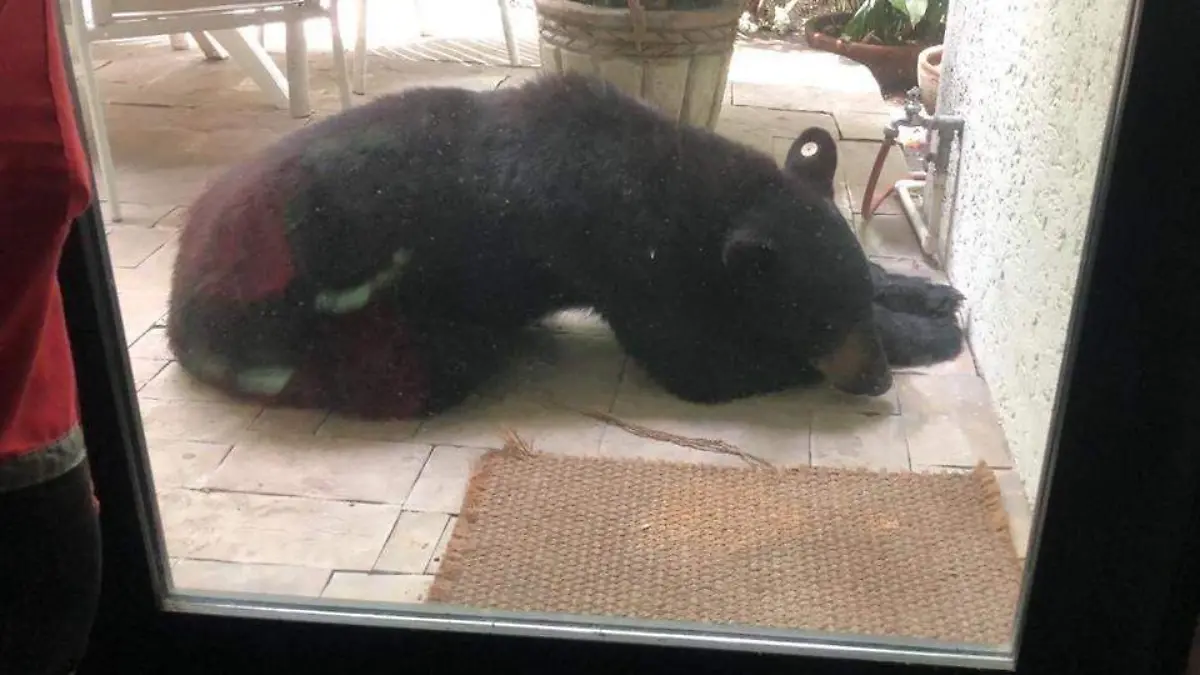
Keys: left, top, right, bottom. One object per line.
{"left": 0, "top": 0, "right": 104, "bottom": 672}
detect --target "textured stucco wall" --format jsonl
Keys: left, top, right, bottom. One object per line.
{"left": 935, "top": 0, "right": 1133, "bottom": 500}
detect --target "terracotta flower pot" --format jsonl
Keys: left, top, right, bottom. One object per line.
{"left": 803, "top": 13, "right": 925, "bottom": 97}
{"left": 917, "top": 44, "right": 943, "bottom": 114}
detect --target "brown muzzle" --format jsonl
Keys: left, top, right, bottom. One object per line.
{"left": 814, "top": 321, "right": 893, "bottom": 397}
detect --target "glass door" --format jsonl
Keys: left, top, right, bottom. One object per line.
{"left": 40, "top": 0, "right": 1199, "bottom": 671}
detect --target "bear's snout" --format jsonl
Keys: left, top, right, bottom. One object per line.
{"left": 814, "top": 321, "right": 894, "bottom": 397}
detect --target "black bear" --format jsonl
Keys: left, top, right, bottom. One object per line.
{"left": 168, "top": 73, "right": 959, "bottom": 419}
{"left": 783, "top": 126, "right": 965, "bottom": 368}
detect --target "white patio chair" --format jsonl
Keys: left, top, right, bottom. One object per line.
{"left": 349, "top": 0, "right": 521, "bottom": 95}
{"left": 62, "top": 0, "right": 353, "bottom": 222}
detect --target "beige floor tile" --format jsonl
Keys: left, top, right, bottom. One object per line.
{"left": 100, "top": 202, "right": 176, "bottom": 228}
{"left": 842, "top": 143, "right": 912, "bottom": 218}
{"left": 128, "top": 327, "right": 174, "bottom": 360}
{"left": 249, "top": 407, "right": 330, "bottom": 436}
{"left": 129, "top": 357, "right": 168, "bottom": 389}
{"left": 105, "top": 104, "right": 303, "bottom": 205}
{"left": 897, "top": 373, "right": 996, "bottom": 417}
{"left": 412, "top": 395, "right": 607, "bottom": 454}
{"left": 112, "top": 165, "right": 220, "bottom": 210}
{"left": 404, "top": 446, "right": 487, "bottom": 514}
{"left": 424, "top": 516, "right": 456, "bottom": 575}
{"left": 137, "top": 397, "right": 261, "bottom": 444}
{"left": 810, "top": 411, "right": 909, "bottom": 471}
{"left": 898, "top": 374, "right": 1012, "bottom": 468}
{"left": 321, "top": 573, "right": 434, "bottom": 604}
{"left": 909, "top": 464, "right": 972, "bottom": 474}
{"left": 861, "top": 213, "right": 926, "bottom": 259}
{"left": 718, "top": 108, "right": 835, "bottom": 157}
{"left": 903, "top": 410, "right": 1012, "bottom": 469}
{"left": 145, "top": 438, "right": 231, "bottom": 490}
{"left": 151, "top": 206, "right": 187, "bottom": 230}
{"left": 113, "top": 237, "right": 179, "bottom": 294}
{"left": 833, "top": 110, "right": 895, "bottom": 141}
{"left": 140, "top": 362, "right": 234, "bottom": 402}
{"left": 171, "top": 559, "right": 330, "bottom": 598}
{"left": 117, "top": 290, "right": 169, "bottom": 345}
{"left": 730, "top": 80, "right": 887, "bottom": 117}
{"left": 374, "top": 511, "right": 452, "bottom": 573}
{"left": 315, "top": 413, "right": 422, "bottom": 442}
{"left": 157, "top": 488, "right": 400, "bottom": 569}
{"left": 105, "top": 226, "right": 174, "bottom": 268}
{"left": 601, "top": 388, "right": 809, "bottom": 468}
{"left": 205, "top": 434, "right": 431, "bottom": 504}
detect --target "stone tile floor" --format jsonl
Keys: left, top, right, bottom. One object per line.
{"left": 83, "top": 15, "right": 1032, "bottom": 611}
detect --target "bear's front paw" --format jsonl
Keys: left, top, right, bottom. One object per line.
{"left": 923, "top": 285, "right": 964, "bottom": 317}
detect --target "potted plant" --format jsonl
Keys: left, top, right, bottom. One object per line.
{"left": 535, "top": 0, "right": 744, "bottom": 129}
{"left": 804, "top": 0, "right": 947, "bottom": 97}
{"left": 916, "top": 43, "right": 943, "bottom": 113}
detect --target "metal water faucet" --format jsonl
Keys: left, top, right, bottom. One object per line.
{"left": 883, "top": 87, "right": 932, "bottom": 141}
{"left": 880, "top": 87, "right": 966, "bottom": 172}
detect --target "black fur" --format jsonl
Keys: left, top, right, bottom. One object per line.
{"left": 274, "top": 74, "right": 895, "bottom": 408}
{"left": 869, "top": 262, "right": 966, "bottom": 366}
{"left": 780, "top": 125, "right": 966, "bottom": 370}
{"left": 173, "top": 73, "right": 971, "bottom": 417}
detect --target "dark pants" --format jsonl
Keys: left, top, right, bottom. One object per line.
{"left": 0, "top": 460, "right": 102, "bottom": 675}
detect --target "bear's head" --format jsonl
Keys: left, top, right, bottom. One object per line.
{"left": 722, "top": 126, "right": 893, "bottom": 397}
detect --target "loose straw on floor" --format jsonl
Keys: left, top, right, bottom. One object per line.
{"left": 511, "top": 392, "right": 775, "bottom": 469}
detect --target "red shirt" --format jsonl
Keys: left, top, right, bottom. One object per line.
{"left": 0, "top": 0, "right": 93, "bottom": 460}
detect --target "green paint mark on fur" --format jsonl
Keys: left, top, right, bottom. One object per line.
{"left": 315, "top": 284, "right": 373, "bottom": 314}
{"left": 312, "top": 249, "right": 412, "bottom": 315}
{"left": 187, "top": 350, "right": 232, "bottom": 381}
{"left": 235, "top": 367, "right": 295, "bottom": 396}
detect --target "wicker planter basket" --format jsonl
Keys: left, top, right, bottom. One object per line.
{"left": 534, "top": 0, "right": 743, "bottom": 129}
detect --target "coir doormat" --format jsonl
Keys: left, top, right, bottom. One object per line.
{"left": 428, "top": 444, "right": 1022, "bottom": 645}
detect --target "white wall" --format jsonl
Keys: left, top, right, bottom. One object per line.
{"left": 935, "top": 0, "right": 1133, "bottom": 500}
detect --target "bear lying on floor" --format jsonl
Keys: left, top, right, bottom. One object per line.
{"left": 168, "top": 73, "right": 963, "bottom": 419}
{"left": 782, "top": 126, "right": 965, "bottom": 369}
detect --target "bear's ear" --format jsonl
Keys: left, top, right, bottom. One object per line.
{"left": 783, "top": 127, "right": 839, "bottom": 200}
{"left": 722, "top": 226, "right": 778, "bottom": 279}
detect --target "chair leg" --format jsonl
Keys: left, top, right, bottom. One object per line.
{"left": 327, "top": 0, "right": 353, "bottom": 109}
{"left": 191, "top": 31, "right": 226, "bottom": 60}
{"left": 284, "top": 10, "right": 312, "bottom": 118}
{"left": 413, "top": 0, "right": 430, "bottom": 37}
{"left": 67, "top": 0, "right": 122, "bottom": 222}
{"left": 208, "top": 28, "right": 290, "bottom": 110}
{"left": 351, "top": 0, "right": 368, "bottom": 94}
{"left": 496, "top": 0, "right": 519, "bottom": 66}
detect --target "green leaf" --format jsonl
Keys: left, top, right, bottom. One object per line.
{"left": 905, "top": 0, "right": 929, "bottom": 25}
{"left": 888, "top": 0, "right": 927, "bottom": 26}
{"left": 841, "top": 0, "right": 875, "bottom": 40}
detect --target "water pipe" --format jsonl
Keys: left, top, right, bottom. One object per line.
{"left": 860, "top": 87, "right": 964, "bottom": 259}
{"left": 894, "top": 179, "right": 936, "bottom": 254}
